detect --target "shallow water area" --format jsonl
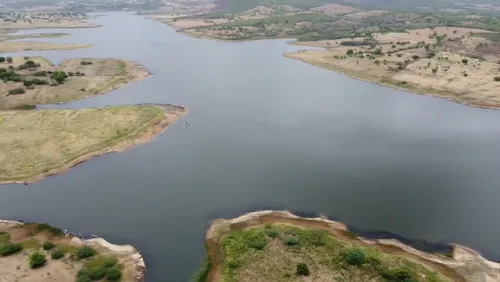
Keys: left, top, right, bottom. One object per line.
{"left": 1, "top": 12, "right": 500, "bottom": 281}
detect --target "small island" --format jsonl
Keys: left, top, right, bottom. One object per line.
{"left": 194, "top": 210, "right": 500, "bottom": 282}
{"left": 0, "top": 220, "right": 144, "bottom": 282}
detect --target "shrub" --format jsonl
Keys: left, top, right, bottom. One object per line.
{"left": 23, "top": 56, "right": 30, "bottom": 60}
{"left": 226, "top": 258, "right": 239, "bottom": 269}
{"left": 283, "top": 236, "right": 299, "bottom": 246}
{"left": 80, "top": 61, "right": 93, "bottom": 65}
{"left": 432, "top": 68, "right": 438, "bottom": 74}
{"left": 346, "top": 49, "right": 354, "bottom": 55}
{"left": 68, "top": 72, "right": 74, "bottom": 76}
{"left": 29, "top": 252, "right": 47, "bottom": 268}
{"left": 462, "top": 58, "right": 468, "bottom": 64}
{"left": 265, "top": 228, "right": 280, "bottom": 238}
{"left": 51, "top": 249, "right": 64, "bottom": 260}
{"left": 296, "top": 263, "right": 309, "bottom": 276}
{"left": 464, "top": 73, "right": 468, "bottom": 77}
{"left": 344, "top": 248, "right": 366, "bottom": 265}
{"left": 8, "top": 88, "right": 25, "bottom": 95}
{"left": 42, "top": 241, "right": 55, "bottom": 250}
{"left": 494, "top": 77, "right": 500, "bottom": 82}
{"left": 33, "top": 71, "right": 47, "bottom": 76}
{"left": 31, "top": 78, "right": 48, "bottom": 85}
{"left": 76, "top": 269, "right": 92, "bottom": 282}
{"left": 77, "top": 246, "right": 95, "bottom": 259}
{"left": 0, "top": 243, "right": 22, "bottom": 256}
{"left": 248, "top": 236, "right": 266, "bottom": 250}
{"left": 23, "top": 80, "right": 33, "bottom": 87}
{"left": 0, "top": 57, "right": 4, "bottom": 63}
{"left": 6, "top": 57, "right": 12, "bottom": 63}
{"left": 412, "top": 55, "right": 420, "bottom": 60}
{"left": 106, "top": 268, "right": 122, "bottom": 281}
{"left": 51, "top": 70, "right": 68, "bottom": 84}
{"left": 88, "top": 267, "right": 107, "bottom": 280}
{"left": 427, "top": 52, "right": 436, "bottom": 58}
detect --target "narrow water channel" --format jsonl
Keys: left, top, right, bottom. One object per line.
{"left": 1, "top": 12, "right": 500, "bottom": 281}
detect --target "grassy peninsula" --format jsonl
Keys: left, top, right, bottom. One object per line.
{"left": 0, "top": 220, "right": 144, "bottom": 282}
{"left": 0, "top": 104, "right": 185, "bottom": 184}
{"left": 0, "top": 56, "right": 150, "bottom": 109}
{"left": 194, "top": 211, "right": 500, "bottom": 282}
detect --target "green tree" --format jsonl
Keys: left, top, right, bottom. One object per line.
{"left": 6, "top": 57, "right": 13, "bottom": 63}
{"left": 346, "top": 49, "right": 354, "bottom": 56}
{"left": 0, "top": 57, "right": 5, "bottom": 63}
{"left": 344, "top": 248, "right": 365, "bottom": 265}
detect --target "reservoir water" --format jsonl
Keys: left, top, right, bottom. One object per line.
{"left": 2, "top": 13, "right": 500, "bottom": 281}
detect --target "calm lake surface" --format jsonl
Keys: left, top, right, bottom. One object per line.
{"left": 2, "top": 12, "right": 500, "bottom": 281}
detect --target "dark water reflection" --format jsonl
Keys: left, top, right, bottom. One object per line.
{"left": 1, "top": 12, "right": 500, "bottom": 281}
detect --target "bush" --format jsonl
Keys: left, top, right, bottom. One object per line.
{"left": 106, "top": 268, "right": 122, "bottom": 281}
{"left": 33, "top": 71, "right": 46, "bottom": 76}
{"left": 494, "top": 76, "right": 500, "bottom": 82}
{"left": 248, "top": 236, "right": 266, "bottom": 250}
{"left": 68, "top": 72, "right": 74, "bottom": 76}
{"left": 0, "top": 243, "right": 22, "bottom": 256}
{"left": 51, "top": 249, "right": 64, "bottom": 259}
{"left": 464, "top": 73, "right": 468, "bottom": 77}
{"left": 8, "top": 88, "right": 25, "bottom": 95}
{"left": 29, "top": 252, "right": 47, "bottom": 268}
{"left": 77, "top": 246, "right": 95, "bottom": 259}
{"left": 51, "top": 70, "right": 68, "bottom": 84}
{"left": 0, "top": 57, "right": 4, "bottom": 63}
{"left": 265, "top": 228, "right": 280, "bottom": 238}
{"left": 427, "top": 52, "right": 436, "bottom": 58}
{"left": 462, "top": 58, "right": 468, "bottom": 64}
{"left": 42, "top": 241, "right": 55, "bottom": 250}
{"left": 412, "top": 55, "right": 420, "bottom": 60}
{"left": 24, "top": 56, "right": 30, "bottom": 60}
{"left": 296, "top": 263, "right": 309, "bottom": 276}
{"left": 344, "top": 248, "right": 365, "bottom": 265}
{"left": 346, "top": 49, "right": 354, "bottom": 55}
{"left": 88, "top": 267, "right": 107, "bottom": 280}
{"left": 283, "top": 236, "right": 299, "bottom": 246}
{"left": 23, "top": 80, "right": 33, "bottom": 87}
{"left": 31, "top": 78, "right": 48, "bottom": 85}
{"left": 6, "top": 57, "right": 12, "bottom": 63}
{"left": 80, "top": 61, "right": 93, "bottom": 65}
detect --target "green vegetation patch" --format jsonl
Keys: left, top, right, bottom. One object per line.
{"left": 0, "top": 242, "right": 22, "bottom": 256}
{"left": 190, "top": 254, "right": 213, "bottom": 282}
{"left": 0, "top": 232, "right": 10, "bottom": 243}
{"left": 29, "top": 252, "right": 47, "bottom": 269}
{"left": 20, "top": 238, "right": 40, "bottom": 249}
{"left": 77, "top": 255, "right": 122, "bottom": 282}
{"left": 216, "top": 224, "right": 449, "bottom": 281}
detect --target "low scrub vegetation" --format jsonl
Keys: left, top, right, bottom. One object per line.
{"left": 29, "top": 252, "right": 47, "bottom": 269}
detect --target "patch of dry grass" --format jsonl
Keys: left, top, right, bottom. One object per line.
{"left": 0, "top": 105, "right": 184, "bottom": 183}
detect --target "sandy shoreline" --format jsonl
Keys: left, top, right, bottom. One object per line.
{"left": 0, "top": 219, "right": 146, "bottom": 282}
{"left": 204, "top": 210, "right": 500, "bottom": 282}
{"left": 284, "top": 51, "right": 500, "bottom": 111}
{"left": 0, "top": 104, "right": 186, "bottom": 185}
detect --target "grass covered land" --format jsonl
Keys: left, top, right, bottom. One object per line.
{"left": 0, "top": 56, "right": 149, "bottom": 109}
{"left": 0, "top": 220, "right": 143, "bottom": 282}
{"left": 194, "top": 211, "right": 500, "bottom": 282}
{"left": 0, "top": 104, "right": 185, "bottom": 184}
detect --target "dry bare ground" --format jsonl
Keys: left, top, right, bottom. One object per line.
{"left": 0, "top": 104, "right": 186, "bottom": 184}
{"left": 0, "top": 57, "right": 150, "bottom": 109}
{"left": 0, "top": 19, "right": 99, "bottom": 29}
{"left": 286, "top": 27, "right": 500, "bottom": 109}
{"left": 0, "top": 41, "right": 91, "bottom": 52}
{"left": 310, "top": 3, "right": 361, "bottom": 15}
{"left": 202, "top": 211, "right": 500, "bottom": 282}
{"left": 0, "top": 220, "right": 145, "bottom": 282}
